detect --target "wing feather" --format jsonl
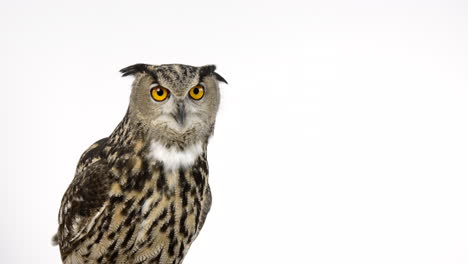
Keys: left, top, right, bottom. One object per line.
{"left": 54, "top": 138, "right": 112, "bottom": 259}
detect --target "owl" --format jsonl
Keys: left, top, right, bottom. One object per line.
{"left": 53, "top": 63, "right": 227, "bottom": 264}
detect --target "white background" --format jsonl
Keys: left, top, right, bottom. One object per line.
{"left": 1, "top": 0, "right": 468, "bottom": 263}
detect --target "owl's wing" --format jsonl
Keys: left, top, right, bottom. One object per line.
{"left": 198, "top": 185, "right": 212, "bottom": 232}
{"left": 54, "top": 138, "right": 112, "bottom": 258}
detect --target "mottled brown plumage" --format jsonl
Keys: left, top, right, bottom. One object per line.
{"left": 53, "top": 64, "right": 226, "bottom": 264}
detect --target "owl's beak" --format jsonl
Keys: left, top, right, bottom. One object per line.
{"left": 174, "top": 102, "right": 186, "bottom": 125}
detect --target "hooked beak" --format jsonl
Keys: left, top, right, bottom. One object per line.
{"left": 174, "top": 102, "right": 186, "bottom": 126}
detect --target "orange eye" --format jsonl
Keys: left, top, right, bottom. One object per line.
{"left": 150, "top": 85, "right": 169, "bottom": 101}
{"left": 189, "top": 84, "right": 205, "bottom": 100}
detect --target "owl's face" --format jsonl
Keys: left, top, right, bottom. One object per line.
{"left": 122, "top": 64, "right": 226, "bottom": 145}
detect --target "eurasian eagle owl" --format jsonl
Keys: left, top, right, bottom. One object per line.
{"left": 53, "top": 63, "right": 227, "bottom": 264}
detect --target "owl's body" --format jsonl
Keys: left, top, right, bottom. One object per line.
{"left": 53, "top": 64, "right": 226, "bottom": 264}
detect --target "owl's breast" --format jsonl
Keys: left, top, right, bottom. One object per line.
{"left": 72, "top": 155, "right": 210, "bottom": 264}
{"left": 128, "top": 167, "right": 210, "bottom": 263}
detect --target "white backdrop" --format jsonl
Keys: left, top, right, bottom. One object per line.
{"left": 2, "top": 0, "right": 468, "bottom": 263}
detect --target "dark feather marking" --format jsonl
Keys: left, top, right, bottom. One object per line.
{"left": 194, "top": 198, "right": 202, "bottom": 232}
{"left": 179, "top": 169, "right": 189, "bottom": 207}
{"left": 115, "top": 158, "right": 127, "bottom": 170}
{"left": 168, "top": 202, "right": 176, "bottom": 228}
{"left": 110, "top": 195, "right": 124, "bottom": 204}
{"left": 160, "top": 203, "right": 176, "bottom": 233}
{"left": 108, "top": 240, "right": 117, "bottom": 252}
{"left": 178, "top": 242, "right": 185, "bottom": 258}
{"left": 86, "top": 242, "right": 94, "bottom": 251}
{"left": 156, "top": 168, "right": 166, "bottom": 191}
{"left": 179, "top": 210, "right": 188, "bottom": 237}
{"left": 108, "top": 231, "right": 116, "bottom": 240}
{"left": 150, "top": 250, "right": 162, "bottom": 262}
{"left": 146, "top": 208, "right": 167, "bottom": 236}
{"left": 109, "top": 250, "right": 119, "bottom": 263}
{"left": 115, "top": 222, "right": 124, "bottom": 233}
{"left": 192, "top": 167, "right": 203, "bottom": 191}
{"left": 190, "top": 187, "right": 197, "bottom": 196}
{"left": 160, "top": 221, "right": 170, "bottom": 233}
{"left": 121, "top": 225, "right": 136, "bottom": 248}
{"left": 129, "top": 166, "right": 150, "bottom": 192}
{"left": 101, "top": 212, "right": 113, "bottom": 233}
{"left": 94, "top": 230, "right": 104, "bottom": 244}
{"left": 168, "top": 229, "right": 176, "bottom": 256}
{"left": 121, "top": 198, "right": 135, "bottom": 216}
{"left": 187, "top": 233, "right": 193, "bottom": 245}
{"left": 124, "top": 209, "right": 136, "bottom": 227}
{"left": 139, "top": 188, "right": 154, "bottom": 207}
{"left": 147, "top": 241, "right": 154, "bottom": 249}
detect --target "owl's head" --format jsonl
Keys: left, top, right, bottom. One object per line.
{"left": 121, "top": 63, "right": 227, "bottom": 147}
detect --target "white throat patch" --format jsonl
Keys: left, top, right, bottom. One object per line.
{"left": 148, "top": 141, "right": 203, "bottom": 172}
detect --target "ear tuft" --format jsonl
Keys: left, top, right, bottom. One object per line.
{"left": 199, "top": 65, "right": 216, "bottom": 77}
{"left": 214, "top": 72, "right": 228, "bottom": 84}
{"left": 120, "top": 63, "right": 150, "bottom": 77}
{"left": 199, "top": 65, "right": 228, "bottom": 84}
